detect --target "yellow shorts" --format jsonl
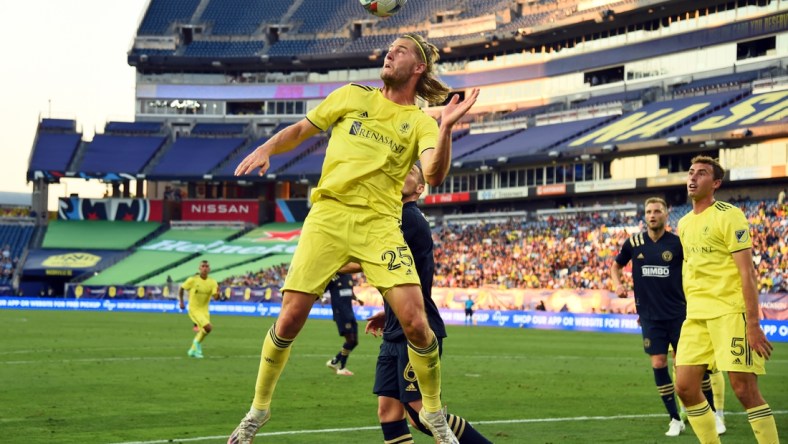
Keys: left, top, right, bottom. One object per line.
{"left": 676, "top": 314, "right": 766, "bottom": 375}
{"left": 189, "top": 310, "right": 210, "bottom": 328}
{"left": 282, "top": 198, "right": 420, "bottom": 296}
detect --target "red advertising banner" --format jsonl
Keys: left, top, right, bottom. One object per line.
{"left": 424, "top": 192, "right": 471, "bottom": 205}
{"left": 181, "top": 199, "right": 259, "bottom": 223}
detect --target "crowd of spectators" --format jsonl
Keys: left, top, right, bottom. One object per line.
{"left": 749, "top": 201, "right": 788, "bottom": 293}
{"left": 0, "top": 206, "right": 31, "bottom": 218}
{"left": 219, "top": 263, "right": 289, "bottom": 289}
{"left": 218, "top": 199, "right": 787, "bottom": 295}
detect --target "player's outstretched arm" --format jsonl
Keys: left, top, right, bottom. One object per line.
{"left": 421, "top": 88, "right": 480, "bottom": 187}
{"left": 732, "top": 248, "right": 773, "bottom": 359}
{"left": 235, "top": 119, "right": 321, "bottom": 176}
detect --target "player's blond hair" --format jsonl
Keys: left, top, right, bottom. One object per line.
{"left": 690, "top": 155, "right": 725, "bottom": 181}
{"left": 402, "top": 33, "right": 450, "bottom": 105}
{"left": 644, "top": 197, "right": 667, "bottom": 211}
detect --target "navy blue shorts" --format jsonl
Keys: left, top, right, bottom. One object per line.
{"left": 640, "top": 317, "right": 683, "bottom": 356}
{"left": 373, "top": 338, "right": 444, "bottom": 403}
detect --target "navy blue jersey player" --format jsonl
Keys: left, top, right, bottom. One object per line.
{"left": 365, "top": 164, "right": 491, "bottom": 444}
{"left": 611, "top": 197, "right": 723, "bottom": 437}
{"left": 325, "top": 273, "right": 359, "bottom": 376}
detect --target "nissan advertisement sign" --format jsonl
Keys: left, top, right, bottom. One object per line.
{"left": 181, "top": 199, "right": 259, "bottom": 224}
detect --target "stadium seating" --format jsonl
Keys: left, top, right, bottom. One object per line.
{"left": 458, "top": 0, "right": 512, "bottom": 19}
{"left": 0, "top": 222, "right": 32, "bottom": 285}
{"left": 182, "top": 40, "right": 265, "bottom": 57}
{"left": 105, "top": 121, "right": 163, "bottom": 134}
{"left": 672, "top": 71, "right": 759, "bottom": 95}
{"left": 77, "top": 135, "right": 166, "bottom": 174}
{"left": 39, "top": 118, "right": 77, "bottom": 132}
{"left": 0, "top": 223, "right": 34, "bottom": 261}
{"left": 213, "top": 136, "right": 269, "bottom": 177}
{"left": 199, "top": 0, "right": 291, "bottom": 35}
{"left": 460, "top": 117, "right": 612, "bottom": 162}
{"left": 28, "top": 133, "right": 81, "bottom": 172}
{"left": 267, "top": 39, "right": 346, "bottom": 58}
{"left": 568, "top": 90, "right": 750, "bottom": 149}
{"left": 190, "top": 123, "right": 247, "bottom": 135}
{"left": 150, "top": 137, "right": 246, "bottom": 178}
{"left": 451, "top": 129, "right": 522, "bottom": 160}
{"left": 289, "top": 0, "right": 368, "bottom": 34}
{"left": 267, "top": 136, "right": 327, "bottom": 176}
{"left": 137, "top": 0, "right": 201, "bottom": 35}
{"left": 277, "top": 145, "right": 327, "bottom": 179}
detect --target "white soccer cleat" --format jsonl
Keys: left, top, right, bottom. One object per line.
{"left": 419, "top": 407, "right": 459, "bottom": 444}
{"left": 228, "top": 410, "right": 270, "bottom": 444}
{"left": 715, "top": 411, "right": 726, "bottom": 435}
{"left": 665, "top": 418, "right": 685, "bottom": 437}
{"left": 326, "top": 359, "right": 340, "bottom": 371}
{"left": 335, "top": 367, "right": 354, "bottom": 376}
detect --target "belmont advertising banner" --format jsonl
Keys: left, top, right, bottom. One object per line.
{"left": 181, "top": 199, "right": 259, "bottom": 224}
{"left": 58, "top": 197, "right": 162, "bottom": 221}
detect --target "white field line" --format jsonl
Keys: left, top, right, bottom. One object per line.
{"left": 2, "top": 352, "right": 787, "bottom": 365}
{"left": 109, "top": 410, "right": 788, "bottom": 444}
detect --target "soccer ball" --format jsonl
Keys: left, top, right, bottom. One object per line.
{"left": 360, "top": 0, "right": 407, "bottom": 18}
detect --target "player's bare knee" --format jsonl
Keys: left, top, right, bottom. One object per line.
{"left": 674, "top": 381, "right": 694, "bottom": 402}
{"left": 400, "top": 315, "right": 430, "bottom": 344}
{"left": 651, "top": 354, "right": 668, "bottom": 368}
{"left": 402, "top": 324, "right": 430, "bottom": 347}
{"left": 203, "top": 324, "right": 212, "bottom": 334}
{"left": 378, "top": 398, "right": 406, "bottom": 423}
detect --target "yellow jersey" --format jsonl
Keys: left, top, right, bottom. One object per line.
{"left": 306, "top": 84, "right": 439, "bottom": 218}
{"left": 677, "top": 201, "right": 752, "bottom": 319}
{"left": 182, "top": 275, "right": 218, "bottom": 313}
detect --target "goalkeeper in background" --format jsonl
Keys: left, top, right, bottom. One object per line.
{"left": 179, "top": 260, "right": 219, "bottom": 359}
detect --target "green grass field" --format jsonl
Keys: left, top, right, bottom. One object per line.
{"left": 1, "top": 310, "right": 785, "bottom": 443}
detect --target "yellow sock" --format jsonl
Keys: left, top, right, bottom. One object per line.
{"left": 748, "top": 404, "right": 779, "bottom": 444}
{"left": 252, "top": 324, "right": 293, "bottom": 411}
{"left": 686, "top": 401, "right": 720, "bottom": 444}
{"left": 709, "top": 370, "right": 725, "bottom": 412}
{"left": 407, "top": 333, "right": 442, "bottom": 413}
{"left": 194, "top": 329, "right": 206, "bottom": 343}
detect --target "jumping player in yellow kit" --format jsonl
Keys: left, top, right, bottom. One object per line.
{"left": 178, "top": 260, "right": 219, "bottom": 359}
{"left": 228, "top": 32, "right": 479, "bottom": 444}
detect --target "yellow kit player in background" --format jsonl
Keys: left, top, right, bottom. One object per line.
{"left": 675, "top": 156, "right": 778, "bottom": 444}
{"left": 229, "top": 32, "right": 479, "bottom": 444}
{"left": 178, "top": 260, "right": 219, "bottom": 359}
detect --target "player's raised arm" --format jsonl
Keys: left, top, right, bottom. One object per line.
{"left": 235, "top": 118, "right": 321, "bottom": 176}
{"left": 420, "top": 88, "right": 479, "bottom": 187}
